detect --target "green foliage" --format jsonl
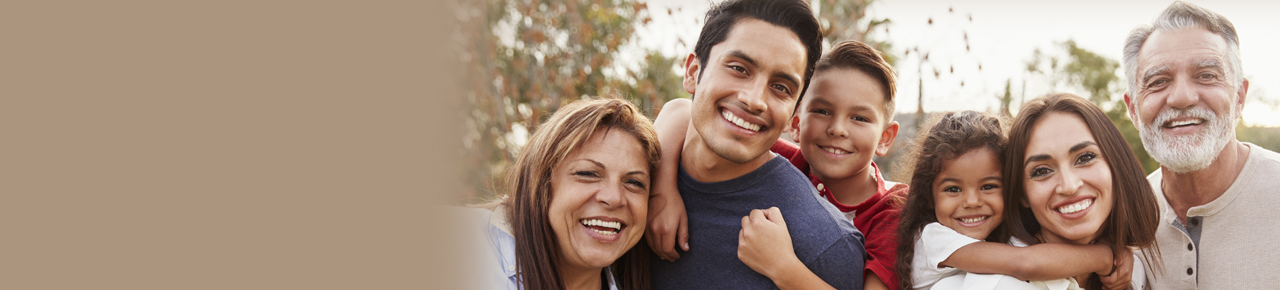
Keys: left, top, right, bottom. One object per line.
{"left": 1060, "top": 41, "right": 1120, "bottom": 104}
{"left": 1026, "top": 40, "right": 1159, "bottom": 173}
{"left": 817, "top": 0, "right": 896, "bottom": 66}
{"left": 1107, "top": 106, "right": 1160, "bottom": 173}
{"left": 455, "top": 0, "right": 913, "bottom": 199}
{"left": 1027, "top": 41, "right": 1119, "bottom": 103}
{"left": 456, "top": 0, "right": 683, "bottom": 200}
{"left": 1238, "top": 125, "right": 1280, "bottom": 152}
{"left": 619, "top": 51, "right": 685, "bottom": 117}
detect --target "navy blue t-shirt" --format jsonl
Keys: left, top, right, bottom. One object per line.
{"left": 650, "top": 154, "right": 866, "bottom": 289}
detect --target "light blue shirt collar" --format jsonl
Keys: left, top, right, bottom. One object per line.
{"left": 487, "top": 204, "right": 618, "bottom": 290}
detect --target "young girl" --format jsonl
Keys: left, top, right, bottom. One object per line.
{"left": 895, "top": 111, "right": 1126, "bottom": 290}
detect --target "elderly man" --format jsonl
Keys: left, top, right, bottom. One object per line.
{"left": 1122, "top": 2, "right": 1280, "bottom": 289}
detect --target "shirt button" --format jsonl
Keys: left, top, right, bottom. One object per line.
{"left": 1190, "top": 218, "right": 1199, "bottom": 226}
{"left": 508, "top": 264, "right": 516, "bottom": 272}
{"left": 1187, "top": 243, "right": 1194, "bottom": 251}
{"left": 1187, "top": 268, "right": 1194, "bottom": 275}
{"left": 816, "top": 183, "right": 825, "bottom": 191}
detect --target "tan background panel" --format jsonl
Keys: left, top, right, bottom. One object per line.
{"left": 3, "top": 0, "right": 465, "bottom": 288}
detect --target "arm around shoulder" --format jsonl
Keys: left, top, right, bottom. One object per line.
{"left": 942, "top": 241, "right": 1112, "bottom": 281}
{"left": 646, "top": 98, "right": 693, "bottom": 261}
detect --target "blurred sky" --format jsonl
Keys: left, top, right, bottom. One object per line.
{"left": 625, "top": 0, "right": 1280, "bottom": 126}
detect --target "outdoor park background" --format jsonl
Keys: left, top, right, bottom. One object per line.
{"left": 454, "top": 0, "right": 1280, "bottom": 201}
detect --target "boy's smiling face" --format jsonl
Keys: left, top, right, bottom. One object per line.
{"left": 791, "top": 68, "right": 897, "bottom": 182}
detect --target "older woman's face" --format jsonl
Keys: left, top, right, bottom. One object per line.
{"left": 547, "top": 129, "right": 650, "bottom": 271}
{"left": 1021, "top": 112, "right": 1113, "bottom": 245}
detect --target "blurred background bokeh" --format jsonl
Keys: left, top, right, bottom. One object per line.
{"left": 452, "top": 0, "right": 1280, "bottom": 201}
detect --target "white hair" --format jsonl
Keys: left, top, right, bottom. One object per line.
{"left": 1136, "top": 106, "right": 1236, "bottom": 173}
{"left": 1122, "top": 1, "right": 1243, "bottom": 96}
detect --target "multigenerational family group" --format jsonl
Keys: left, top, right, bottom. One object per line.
{"left": 462, "top": 0, "right": 1279, "bottom": 289}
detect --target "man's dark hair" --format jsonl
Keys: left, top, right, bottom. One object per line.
{"left": 693, "top": 0, "right": 823, "bottom": 97}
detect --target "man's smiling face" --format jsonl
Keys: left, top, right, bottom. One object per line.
{"left": 683, "top": 17, "right": 808, "bottom": 164}
{"left": 1127, "top": 27, "right": 1247, "bottom": 173}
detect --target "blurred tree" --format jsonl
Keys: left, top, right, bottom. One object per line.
{"left": 1026, "top": 40, "right": 1159, "bottom": 173}
{"left": 1238, "top": 125, "right": 1280, "bottom": 152}
{"left": 619, "top": 51, "right": 685, "bottom": 117}
{"left": 455, "top": 0, "right": 684, "bottom": 200}
{"left": 816, "top": 0, "right": 896, "bottom": 65}
{"left": 999, "top": 79, "right": 1013, "bottom": 117}
{"left": 1238, "top": 89, "right": 1280, "bottom": 152}
{"left": 875, "top": 6, "right": 974, "bottom": 179}
{"left": 898, "top": 7, "right": 977, "bottom": 129}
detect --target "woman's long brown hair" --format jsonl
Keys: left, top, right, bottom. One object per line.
{"left": 1002, "top": 93, "right": 1162, "bottom": 289}
{"left": 501, "top": 97, "right": 659, "bottom": 290}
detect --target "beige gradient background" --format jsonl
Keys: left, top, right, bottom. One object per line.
{"left": 5, "top": 0, "right": 467, "bottom": 288}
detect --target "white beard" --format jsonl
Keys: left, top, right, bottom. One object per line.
{"left": 1136, "top": 106, "right": 1236, "bottom": 173}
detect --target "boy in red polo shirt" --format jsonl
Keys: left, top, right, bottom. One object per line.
{"left": 647, "top": 40, "right": 905, "bottom": 289}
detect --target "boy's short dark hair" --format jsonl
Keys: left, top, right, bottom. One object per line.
{"left": 692, "top": 0, "right": 823, "bottom": 96}
{"left": 813, "top": 40, "right": 897, "bottom": 123}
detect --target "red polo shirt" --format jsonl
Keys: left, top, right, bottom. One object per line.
{"left": 772, "top": 138, "right": 908, "bottom": 290}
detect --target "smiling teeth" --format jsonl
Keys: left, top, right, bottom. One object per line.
{"left": 1057, "top": 199, "right": 1093, "bottom": 214}
{"left": 722, "top": 110, "right": 761, "bottom": 132}
{"left": 582, "top": 219, "right": 621, "bottom": 230}
{"left": 822, "top": 146, "right": 849, "bottom": 154}
{"left": 1166, "top": 119, "right": 1204, "bottom": 128}
{"left": 959, "top": 216, "right": 987, "bottom": 223}
{"left": 581, "top": 219, "right": 622, "bottom": 235}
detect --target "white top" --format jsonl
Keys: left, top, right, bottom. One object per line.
{"left": 910, "top": 222, "right": 980, "bottom": 290}
{"left": 912, "top": 223, "right": 1145, "bottom": 290}
{"left": 956, "top": 272, "right": 1042, "bottom": 290}
{"left": 1010, "top": 237, "right": 1148, "bottom": 290}
{"left": 1007, "top": 237, "right": 1083, "bottom": 290}
{"left": 464, "top": 204, "right": 619, "bottom": 290}
{"left": 910, "top": 223, "right": 1038, "bottom": 290}
{"left": 1141, "top": 143, "right": 1280, "bottom": 289}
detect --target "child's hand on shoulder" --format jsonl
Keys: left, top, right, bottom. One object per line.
{"left": 646, "top": 98, "right": 693, "bottom": 262}
{"left": 737, "top": 207, "right": 802, "bottom": 279}
{"left": 646, "top": 191, "right": 688, "bottom": 261}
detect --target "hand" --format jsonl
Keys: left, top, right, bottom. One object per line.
{"left": 738, "top": 207, "right": 801, "bottom": 279}
{"left": 1099, "top": 246, "right": 1134, "bottom": 290}
{"left": 645, "top": 98, "right": 693, "bottom": 262}
{"left": 645, "top": 191, "right": 689, "bottom": 261}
